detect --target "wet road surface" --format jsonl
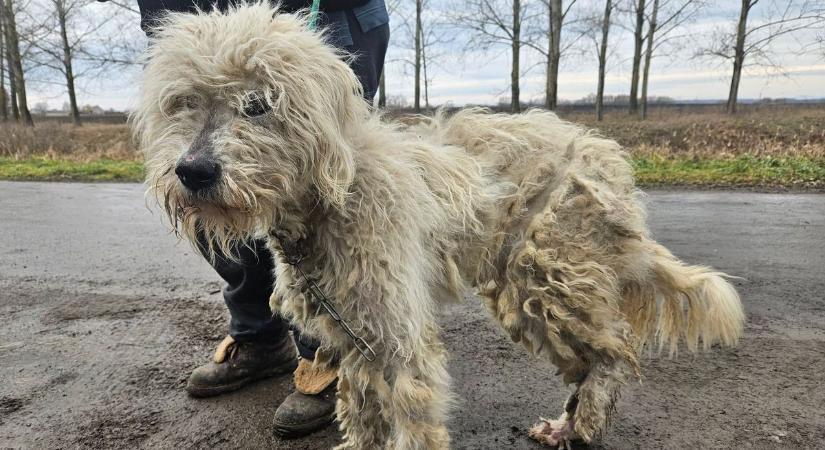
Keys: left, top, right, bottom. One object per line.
{"left": 1, "top": 182, "right": 823, "bottom": 449}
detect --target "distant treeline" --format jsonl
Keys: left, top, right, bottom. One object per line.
{"left": 2, "top": 0, "right": 824, "bottom": 128}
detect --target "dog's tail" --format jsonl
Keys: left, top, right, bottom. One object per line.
{"left": 621, "top": 241, "right": 745, "bottom": 356}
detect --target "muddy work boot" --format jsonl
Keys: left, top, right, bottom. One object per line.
{"left": 273, "top": 358, "right": 338, "bottom": 438}
{"left": 186, "top": 335, "right": 298, "bottom": 398}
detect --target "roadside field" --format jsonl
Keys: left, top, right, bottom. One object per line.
{"left": 2, "top": 105, "right": 823, "bottom": 188}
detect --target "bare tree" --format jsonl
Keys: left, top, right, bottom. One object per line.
{"left": 27, "top": 0, "right": 140, "bottom": 126}
{"left": 576, "top": 0, "right": 616, "bottom": 120}
{"left": 417, "top": 9, "right": 455, "bottom": 110}
{"left": 101, "top": 0, "right": 137, "bottom": 14}
{"left": 698, "top": 0, "right": 825, "bottom": 114}
{"left": 595, "top": 0, "right": 613, "bottom": 121}
{"left": 414, "top": 0, "right": 422, "bottom": 111}
{"left": 378, "top": 71, "right": 386, "bottom": 108}
{"left": 726, "top": 0, "right": 756, "bottom": 114}
{"left": 521, "top": 1, "right": 585, "bottom": 109}
{"left": 51, "top": 0, "right": 82, "bottom": 125}
{"left": 512, "top": 0, "right": 521, "bottom": 112}
{"left": 385, "top": 0, "right": 449, "bottom": 111}
{"left": 628, "top": 0, "right": 645, "bottom": 114}
{"left": 420, "top": 19, "right": 430, "bottom": 109}
{"left": 540, "top": 0, "right": 579, "bottom": 109}
{"left": 545, "top": 0, "right": 561, "bottom": 109}
{"left": 639, "top": 0, "right": 657, "bottom": 119}
{"left": 455, "top": 0, "right": 528, "bottom": 112}
{"left": 639, "top": 0, "right": 703, "bottom": 119}
{"left": 0, "top": 13, "right": 7, "bottom": 121}
{"left": 5, "top": 38, "right": 19, "bottom": 120}
{"left": 1, "top": 3, "right": 19, "bottom": 121}
{"left": 377, "top": 0, "right": 401, "bottom": 108}
{"left": 1, "top": 0, "right": 33, "bottom": 126}
{"left": 4, "top": 31, "right": 19, "bottom": 121}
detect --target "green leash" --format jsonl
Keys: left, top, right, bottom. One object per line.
{"left": 308, "top": 0, "right": 321, "bottom": 31}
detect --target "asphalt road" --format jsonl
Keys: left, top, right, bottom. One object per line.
{"left": 1, "top": 181, "right": 823, "bottom": 450}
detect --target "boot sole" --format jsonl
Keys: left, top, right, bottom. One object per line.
{"left": 273, "top": 412, "right": 336, "bottom": 439}
{"left": 186, "top": 359, "right": 298, "bottom": 398}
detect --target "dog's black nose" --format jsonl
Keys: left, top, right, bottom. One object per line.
{"left": 175, "top": 155, "right": 220, "bottom": 192}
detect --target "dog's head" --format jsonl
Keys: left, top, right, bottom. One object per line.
{"left": 133, "top": 3, "right": 365, "bottom": 253}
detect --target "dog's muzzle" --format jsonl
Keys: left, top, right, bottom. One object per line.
{"left": 175, "top": 154, "right": 221, "bottom": 192}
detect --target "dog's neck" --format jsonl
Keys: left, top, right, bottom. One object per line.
{"left": 268, "top": 185, "right": 328, "bottom": 256}
{"left": 267, "top": 131, "right": 365, "bottom": 264}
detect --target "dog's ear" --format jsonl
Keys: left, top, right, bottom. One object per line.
{"left": 313, "top": 123, "right": 356, "bottom": 207}
{"left": 306, "top": 55, "right": 364, "bottom": 207}
{"left": 250, "top": 15, "right": 366, "bottom": 207}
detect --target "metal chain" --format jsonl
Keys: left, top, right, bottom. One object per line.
{"left": 276, "top": 234, "right": 377, "bottom": 362}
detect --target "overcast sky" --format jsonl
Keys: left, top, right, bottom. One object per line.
{"left": 27, "top": 0, "right": 825, "bottom": 111}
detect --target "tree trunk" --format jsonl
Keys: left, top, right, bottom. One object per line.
{"left": 8, "top": 69, "right": 18, "bottom": 120}
{"left": 628, "top": 0, "right": 645, "bottom": 114}
{"left": 0, "top": 83, "right": 6, "bottom": 123}
{"left": 639, "top": 0, "right": 658, "bottom": 120}
{"left": 727, "top": 0, "right": 751, "bottom": 115}
{"left": 57, "top": 0, "right": 81, "bottom": 126}
{"left": 414, "top": 0, "right": 422, "bottom": 113}
{"left": 0, "top": 12, "right": 6, "bottom": 122}
{"left": 545, "top": 0, "right": 561, "bottom": 110}
{"left": 378, "top": 71, "right": 385, "bottom": 108}
{"left": 2, "top": 0, "right": 32, "bottom": 126}
{"left": 1, "top": 1, "right": 18, "bottom": 121}
{"left": 596, "top": 0, "right": 612, "bottom": 122}
{"left": 511, "top": 0, "right": 521, "bottom": 113}
{"left": 422, "top": 28, "right": 429, "bottom": 110}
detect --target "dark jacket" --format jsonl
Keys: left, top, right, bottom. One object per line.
{"left": 133, "top": 0, "right": 388, "bottom": 45}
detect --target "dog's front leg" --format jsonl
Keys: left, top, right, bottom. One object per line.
{"left": 334, "top": 329, "right": 452, "bottom": 450}
{"left": 334, "top": 360, "right": 387, "bottom": 449}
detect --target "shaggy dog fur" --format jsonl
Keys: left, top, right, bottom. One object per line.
{"left": 133, "top": 4, "right": 746, "bottom": 449}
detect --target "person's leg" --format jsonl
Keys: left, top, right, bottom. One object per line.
{"left": 344, "top": 9, "right": 390, "bottom": 101}
{"left": 186, "top": 236, "right": 300, "bottom": 398}
{"left": 218, "top": 237, "right": 320, "bottom": 359}
{"left": 212, "top": 238, "right": 288, "bottom": 343}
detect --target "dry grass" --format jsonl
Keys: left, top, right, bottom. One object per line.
{"left": 561, "top": 104, "right": 825, "bottom": 159}
{"left": 1, "top": 104, "right": 823, "bottom": 186}
{"left": 0, "top": 121, "right": 137, "bottom": 161}
{"left": 4, "top": 105, "right": 824, "bottom": 161}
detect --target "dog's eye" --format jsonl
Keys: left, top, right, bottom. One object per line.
{"left": 242, "top": 95, "right": 271, "bottom": 118}
{"left": 174, "top": 95, "right": 199, "bottom": 111}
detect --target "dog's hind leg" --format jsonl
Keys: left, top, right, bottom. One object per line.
{"left": 528, "top": 359, "right": 633, "bottom": 447}
{"left": 483, "top": 180, "right": 642, "bottom": 446}
{"left": 486, "top": 258, "right": 637, "bottom": 447}
{"left": 527, "top": 389, "right": 581, "bottom": 447}
{"left": 487, "top": 263, "right": 637, "bottom": 448}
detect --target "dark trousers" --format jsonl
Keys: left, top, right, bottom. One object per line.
{"left": 207, "top": 13, "right": 389, "bottom": 359}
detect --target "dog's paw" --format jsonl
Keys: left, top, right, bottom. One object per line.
{"left": 528, "top": 417, "right": 578, "bottom": 449}
{"left": 332, "top": 444, "right": 356, "bottom": 450}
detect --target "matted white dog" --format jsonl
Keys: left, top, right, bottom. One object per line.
{"left": 134, "top": 4, "right": 745, "bottom": 448}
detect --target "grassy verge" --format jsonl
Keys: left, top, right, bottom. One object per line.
{"left": 632, "top": 155, "right": 825, "bottom": 188}
{"left": 0, "top": 157, "right": 144, "bottom": 182}
{"left": 2, "top": 155, "right": 824, "bottom": 188}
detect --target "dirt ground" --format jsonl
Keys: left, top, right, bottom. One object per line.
{"left": 1, "top": 182, "right": 823, "bottom": 450}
